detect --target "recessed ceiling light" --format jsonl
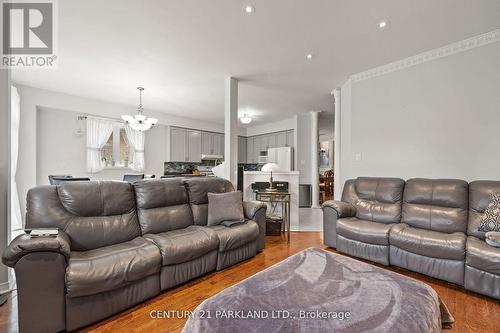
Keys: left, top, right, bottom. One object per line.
{"left": 378, "top": 20, "right": 389, "bottom": 28}
{"left": 243, "top": 5, "right": 255, "bottom": 14}
{"left": 306, "top": 54, "right": 314, "bottom": 60}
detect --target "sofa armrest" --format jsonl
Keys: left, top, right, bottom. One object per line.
{"left": 2, "top": 231, "right": 70, "bottom": 333}
{"left": 243, "top": 201, "right": 267, "bottom": 251}
{"left": 243, "top": 201, "right": 267, "bottom": 220}
{"left": 322, "top": 201, "right": 356, "bottom": 249}
{"left": 2, "top": 230, "right": 71, "bottom": 267}
{"left": 321, "top": 200, "right": 356, "bottom": 218}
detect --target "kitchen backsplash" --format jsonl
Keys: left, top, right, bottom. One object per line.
{"left": 164, "top": 162, "right": 200, "bottom": 175}
{"left": 239, "top": 163, "right": 261, "bottom": 171}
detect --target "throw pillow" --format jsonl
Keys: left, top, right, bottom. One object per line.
{"left": 485, "top": 231, "right": 500, "bottom": 248}
{"left": 207, "top": 191, "right": 244, "bottom": 226}
{"left": 478, "top": 193, "right": 500, "bottom": 232}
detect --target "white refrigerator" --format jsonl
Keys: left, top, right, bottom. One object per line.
{"left": 267, "top": 147, "right": 293, "bottom": 171}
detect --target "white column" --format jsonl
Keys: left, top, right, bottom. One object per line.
{"left": 332, "top": 88, "right": 341, "bottom": 200}
{"left": 224, "top": 77, "right": 238, "bottom": 186}
{"left": 0, "top": 66, "right": 12, "bottom": 292}
{"left": 310, "top": 111, "right": 320, "bottom": 208}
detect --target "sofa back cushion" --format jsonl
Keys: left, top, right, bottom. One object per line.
{"left": 133, "top": 179, "right": 193, "bottom": 234}
{"left": 26, "top": 181, "right": 141, "bottom": 251}
{"left": 184, "top": 177, "right": 235, "bottom": 225}
{"left": 402, "top": 178, "right": 468, "bottom": 233}
{"left": 341, "top": 179, "right": 358, "bottom": 205}
{"left": 468, "top": 181, "right": 500, "bottom": 240}
{"left": 350, "top": 177, "right": 405, "bottom": 224}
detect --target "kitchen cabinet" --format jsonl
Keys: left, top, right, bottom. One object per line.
{"left": 212, "top": 133, "right": 224, "bottom": 156}
{"left": 169, "top": 127, "right": 202, "bottom": 162}
{"left": 187, "top": 130, "right": 202, "bottom": 162}
{"left": 265, "top": 134, "right": 276, "bottom": 149}
{"left": 238, "top": 136, "right": 247, "bottom": 163}
{"left": 253, "top": 135, "right": 263, "bottom": 162}
{"left": 286, "top": 130, "right": 294, "bottom": 147}
{"left": 201, "top": 132, "right": 224, "bottom": 156}
{"left": 202, "top": 132, "right": 212, "bottom": 155}
{"left": 243, "top": 130, "right": 295, "bottom": 164}
{"left": 170, "top": 127, "right": 188, "bottom": 162}
{"left": 276, "top": 131, "right": 287, "bottom": 147}
{"left": 246, "top": 136, "right": 254, "bottom": 163}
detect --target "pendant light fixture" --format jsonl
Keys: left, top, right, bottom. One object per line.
{"left": 239, "top": 113, "right": 252, "bottom": 124}
{"left": 122, "top": 87, "right": 158, "bottom": 131}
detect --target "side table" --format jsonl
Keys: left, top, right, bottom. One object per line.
{"left": 255, "top": 191, "right": 291, "bottom": 243}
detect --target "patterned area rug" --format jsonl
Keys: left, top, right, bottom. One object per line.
{"left": 183, "top": 247, "right": 453, "bottom": 333}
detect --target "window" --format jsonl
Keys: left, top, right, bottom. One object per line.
{"left": 101, "top": 124, "right": 134, "bottom": 168}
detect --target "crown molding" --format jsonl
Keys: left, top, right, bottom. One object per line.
{"left": 350, "top": 28, "right": 500, "bottom": 82}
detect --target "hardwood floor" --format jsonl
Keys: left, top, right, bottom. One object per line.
{"left": 1, "top": 232, "right": 499, "bottom": 332}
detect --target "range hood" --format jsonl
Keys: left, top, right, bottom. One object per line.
{"left": 201, "top": 154, "right": 223, "bottom": 160}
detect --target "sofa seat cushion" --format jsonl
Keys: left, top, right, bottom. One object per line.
{"left": 466, "top": 236, "right": 500, "bottom": 275}
{"left": 208, "top": 221, "right": 259, "bottom": 252}
{"left": 145, "top": 225, "right": 219, "bottom": 266}
{"left": 336, "top": 217, "right": 393, "bottom": 246}
{"left": 390, "top": 224, "right": 466, "bottom": 260}
{"left": 66, "top": 237, "right": 161, "bottom": 298}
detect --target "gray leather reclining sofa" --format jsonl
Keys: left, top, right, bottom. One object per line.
{"left": 2, "top": 177, "right": 267, "bottom": 333}
{"left": 323, "top": 177, "right": 500, "bottom": 300}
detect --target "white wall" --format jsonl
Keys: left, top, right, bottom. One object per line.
{"left": 16, "top": 84, "right": 225, "bottom": 221}
{"left": 145, "top": 125, "right": 167, "bottom": 178}
{"left": 296, "top": 113, "right": 312, "bottom": 184}
{"left": 36, "top": 107, "right": 168, "bottom": 184}
{"left": 339, "top": 40, "right": 500, "bottom": 188}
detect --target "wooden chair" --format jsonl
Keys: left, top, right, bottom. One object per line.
{"left": 324, "top": 169, "right": 334, "bottom": 200}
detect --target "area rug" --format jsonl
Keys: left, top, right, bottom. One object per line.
{"left": 183, "top": 247, "right": 454, "bottom": 333}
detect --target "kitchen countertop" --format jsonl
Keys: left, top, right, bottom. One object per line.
{"left": 162, "top": 174, "right": 206, "bottom": 178}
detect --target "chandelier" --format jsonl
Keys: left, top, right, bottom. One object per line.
{"left": 122, "top": 87, "right": 158, "bottom": 131}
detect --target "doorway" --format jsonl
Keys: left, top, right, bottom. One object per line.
{"left": 318, "top": 112, "right": 334, "bottom": 204}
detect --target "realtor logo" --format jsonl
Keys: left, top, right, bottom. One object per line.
{"left": 1, "top": 0, "right": 57, "bottom": 68}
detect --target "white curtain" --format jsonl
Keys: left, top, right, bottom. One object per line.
{"left": 86, "top": 118, "right": 114, "bottom": 173}
{"left": 124, "top": 125, "right": 145, "bottom": 172}
{"left": 11, "top": 86, "right": 22, "bottom": 231}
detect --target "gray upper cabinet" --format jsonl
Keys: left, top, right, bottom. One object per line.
{"left": 246, "top": 136, "right": 254, "bottom": 163}
{"left": 243, "top": 130, "right": 295, "bottom": 164}
{"left": 201, "top": 132, "right": 212, "bottom": 155}
{"left": 187, "top": 130, "right": 202, "bottom": 162}
{"left": 212, "top": 133, "right": 224, "bottom": 156}
{"left": 286, "top": 130, "right": 294, "bottom": 147}
{"left": 170, "top": 127, "right": 187, "bottom": 162}
{"left": 201, "top": 132, "right": 225, "bottom": 157}
{"left": 253, "top": 135, "right": 263, "bottom": 162}
{"left": 276, "top": 131, "right": 287, "bottom": 147}
{"left": 238, "top": 136, "right": 247, "bottom": 163}
{"left": 169, "top": 127, "right": 202, "bottom": 162}
{"left": 169, "top": 127, "right": 294, "bottom": 164}
{"left": 266, "top": 134, "right": 276, "bottom": 149}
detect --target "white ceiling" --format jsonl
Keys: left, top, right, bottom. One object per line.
{"left": 12, "top": 0, "right": 500, "bottom": 126}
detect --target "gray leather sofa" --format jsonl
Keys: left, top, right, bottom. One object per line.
{"left": 2, "top": 177, "right": 267, "bottom": 333}
{"left": 323, "top": 177, "right": 500, "bottom": 300}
